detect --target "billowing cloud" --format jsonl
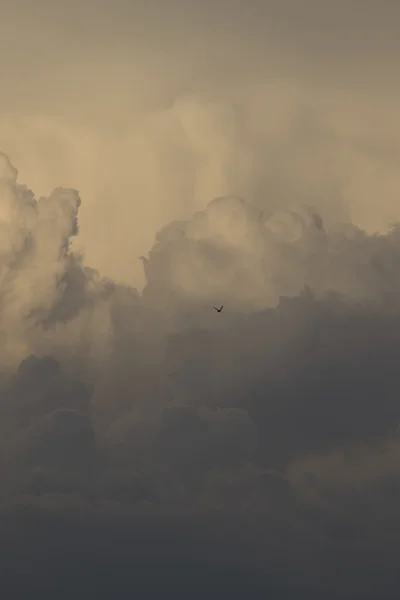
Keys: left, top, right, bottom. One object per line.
{"left": 4, "top": 1, "right": 400, "bottom": 594}
{"left": 3, "top": 1, "right": 400, "bottom": 293}
{"left": 2, "top": 150, "right": 400, "bottom": 598}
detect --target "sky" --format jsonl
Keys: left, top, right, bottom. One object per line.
{"left": 2, "top": 1, "right": 400, "bottom": 287}
{"left": 1, "top": 2, "right": 400, "bottom": 598}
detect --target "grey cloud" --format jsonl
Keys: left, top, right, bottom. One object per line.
{"left": 154, "top": 405, "right": 257, "bottom": 480}
{"left": 2, "top": 151, "right": 400, "bottom": 598}
{"left": 140, "top": 194, "right": 400, "bottom": 315}
{"left": 21, "top": 408, "right": 96, "bottom": 468}
{"left": 203, "top": 465, "right": 296, "bottom": 515}
{"left": 7, "top": 409, "right": 97, "bottom": 499}
{"left": 3, "top": 1, "right": 400, "bottom": 595}
{"left": 2, "top": 355, "right": 92, "bottom": 431}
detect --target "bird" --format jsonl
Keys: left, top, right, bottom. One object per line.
{"left": 213, "top": 305, "right": 223, "bottom": 312}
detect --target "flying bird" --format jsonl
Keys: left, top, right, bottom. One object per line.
{"left": 213, "top": 305, "right": 224, "bottom": 313}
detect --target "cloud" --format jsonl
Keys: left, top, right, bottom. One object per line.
{"left": 0, "top": 154, "right": 83, "bottom": 363}
{"left": 2, "top": 150, "right": 400, "bottom": 597}
{"left": 140, "top": 193, "right": 400, "bottom": 317}
{"left": 153, "top": 405, "right": 257, "bottom": 479}
{"left": 4, "top": 1, "right": 400, "bottom": 593}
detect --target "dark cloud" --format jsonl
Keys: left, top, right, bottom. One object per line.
{"left": 20, "top": 408, "right": 96, "bottom": 469}
{"left": 1, "top": 355, "right": 92, "bottom": 430}
{"left": 3, "top": 154, "right": 400, "bottom": 597}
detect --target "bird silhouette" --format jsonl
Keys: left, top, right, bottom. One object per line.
{"left": 213, "top": 305, "right": 223, "bottom": 312}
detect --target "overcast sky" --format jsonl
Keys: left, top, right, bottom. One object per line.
{"left": 2, "top": 3, "right": 400, "bottom": 598}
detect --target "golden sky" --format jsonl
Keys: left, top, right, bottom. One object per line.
{"left": 1, "top": 1, "right": 400, "bottom": 287}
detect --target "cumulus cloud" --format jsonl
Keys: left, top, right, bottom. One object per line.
{"left": 139, "top": 192, "right": 400, "bottom": 331}
{"left": 4, "top": 1, "right": 400, "bottom": 594}
{"left": 0, "top": 154, "right": 89, "bottom": 365}
{"left": 2, "top": 151, "right": 400, "bottom": 598}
